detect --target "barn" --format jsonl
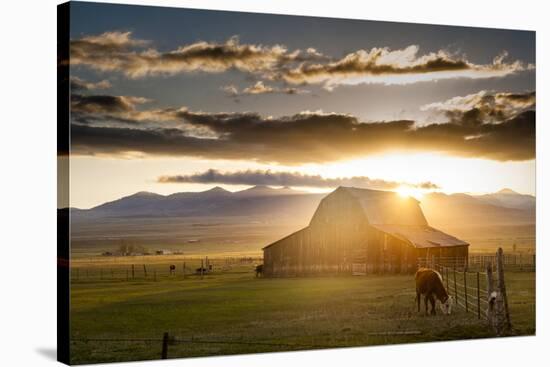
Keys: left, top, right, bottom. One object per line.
{"left": 263, "top": 186, "right": 469, "bottom": 277}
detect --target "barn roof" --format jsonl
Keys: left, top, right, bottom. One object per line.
{"left": 370, "top": 224, "right": 469, "bottom": 248}
{"left": 263, "top": 187, "right": 468, "bottom": 250}
{"left": 338, "top": 187, "right": 428, "bottom": 226}
{"left": 263, "top": 227, "right": 309, "bottom": 250}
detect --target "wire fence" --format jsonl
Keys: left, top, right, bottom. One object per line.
{"left": 70, "top": 256, "right": 263, "bottom": 282}
{"left": 71, "top": 333, "right": 341, "bottom": 359}
{"left": 417, "top": 253, "right": 535, "bottom": 273}
{"left": 429, "top": 248, "right": 513, "bottom": 335}
{"left": 434, "top": 264, "right": 488, "bottom": 320}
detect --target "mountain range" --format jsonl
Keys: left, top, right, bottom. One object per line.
{"left": 70, "top": 186, "right": 535, "bottom": 228}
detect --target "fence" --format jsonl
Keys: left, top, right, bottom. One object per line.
{"left": 418, "top": 253, "right": 535, "bottom": 273}
{"left": 468, "top": 253, "right": 535, "bottom": 272}
{"left": 434, "top": 248, "right": 512, "bottom": 335}
{"left": 434, "top": 264, "right": 487, "bottom": 320}
{"left": 70, "top": 256, "right": 263, "bottom": 282}
{"left": 71, "top": 333, "right": 339, "bottom": 360}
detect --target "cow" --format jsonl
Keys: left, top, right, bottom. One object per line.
{"left": 169, "top": 265, "right": 176, "bottom": 275}
{"left": 195, "top": 267, "right": 208, "bottom": 275}
{"left": 415, "top": 267, "right": 453, "bottom": 315}
{"left": 255, "top": 264, "right": 263, "bottom": 278}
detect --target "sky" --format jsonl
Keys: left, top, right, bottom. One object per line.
{"left": 64, "top": 1, "right": 536, "bottom": 208}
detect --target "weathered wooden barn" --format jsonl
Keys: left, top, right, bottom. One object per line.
{"left": 263, "top": 187, "right": 468, "bottom": 277}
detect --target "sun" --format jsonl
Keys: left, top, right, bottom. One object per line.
{"left": 395, "top": 186, "right": 425, "bottom": 200}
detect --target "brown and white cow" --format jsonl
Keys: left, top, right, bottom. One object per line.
{"left": 415, "top": 268, "right": 453, "bottom": 315}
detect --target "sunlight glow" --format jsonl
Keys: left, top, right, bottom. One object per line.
{"left": 395, "top": 186, "right": 425, "bottom": 200}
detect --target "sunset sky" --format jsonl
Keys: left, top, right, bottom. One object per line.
{"left": 65, "top": 2, "right": 536, "bottom": 209}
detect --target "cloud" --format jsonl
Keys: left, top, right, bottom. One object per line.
{"left": 280, "top": 47, "right": 532, "bottom": 88}
{"left": 70, "top": 32, "right": 302, "bottom": 78}
{"left": 221, "top": 81, "right": 309, "bottom": 97}
{"left": 68, "top": 31, "right": 532, "bottom": 87}
{"left": 220, "top": 84, "right": 239, "bottom": 97}
{"left": 157, "top": 168, "right": 440, "bottom": 190}
{"left": 71, "top": 94, "right": 150, "bottom": 114}
{"left": 421, "top": 90, "right": 535, "bottom": 126}
{"left": 70, "top": 76, "right": 111, "bottom": 91}
{"left": 69, "top": 92, "right": 535, "bottom": 163}
{"left": 69, "top": 93, "right": 177, "bottom": 127}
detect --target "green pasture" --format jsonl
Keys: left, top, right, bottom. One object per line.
{"left": 69, "top": 263, "right": 535, "bottom": 364}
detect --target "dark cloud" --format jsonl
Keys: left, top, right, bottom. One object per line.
{"left": 71, "top": 94, "right": 148, "bottom": 114}
{"left": 422, "top": 90, "right": 536, "bottom": 126}
{"left": 69, "top": 92, "right": 535, "bottom": 163}
{"left": 280, "top": 47, "right": 532, "bottom": 88}
{"left": 69, "top": 31, "right": 532, "bottom": 87}
{"left": 70, "top": 32, "right": 308, "bottom": 78}
{"left": 157, "top": 169, "right": 440, "bottom": 190}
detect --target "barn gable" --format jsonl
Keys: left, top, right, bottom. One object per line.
{"left": 309, "top": 186, "right": 368, "bottom": 229}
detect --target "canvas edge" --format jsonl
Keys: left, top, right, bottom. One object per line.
{"left": 57, "top": 1, "right": 71, "bottom": 365}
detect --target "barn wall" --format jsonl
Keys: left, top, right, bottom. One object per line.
{"left": 263, "top": 225, "right": 423, "bottom": 277}
{"left": 264, "top": 231, "right": 468, "bottom": 277}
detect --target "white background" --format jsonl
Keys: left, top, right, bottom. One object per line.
{"left": 0, "top": 0, "right": 547, "bottom": 366}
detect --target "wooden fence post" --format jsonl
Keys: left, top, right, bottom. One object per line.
{"left": 463, "top": 270, "right": 468, "bottom": 313}
{"left": 131, "top": 264, "right": 135, "bottom": 279}
{"left": 161, "top": 332, "right": 169, "bottom": 359}
{"left": 496, "top": 248, "right": 511, "bottom": 331}
{"left": 486, "top": 263, "right": 495, "bottom": 328}
{"left": 183, "top": 262, "right": 186, "bottom": 279}
{"left": 476, "top": 272, "right": 481, "bottom": 319}
{"left": 453, "top": 267, "right": 457, "bottom": 300}
{"left": 143, "top": 264, "right": 148, "bottom": 277}
{"left": 201, "top": 259, "right": 204, "bottom": 279}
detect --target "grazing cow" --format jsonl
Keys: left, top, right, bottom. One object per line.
{"left": 195, "top": 267, "right": 208, "bottom": 275}
{"left": 255, "top": 264, "right": 263, "bottom": 278}
{"left": 415, "top": 268, "right": 453, "bottom": 315}
{"left": 169, "top": 265, "right": 176, "bottom": 275}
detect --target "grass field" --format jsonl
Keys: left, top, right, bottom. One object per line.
{"left": 69, "top": 260, "right": 535, "bottom": 364}
{"left": 69, "top": 215, "right": 535, "bottom": 258}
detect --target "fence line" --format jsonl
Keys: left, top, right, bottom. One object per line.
{"left": 70, "top": 256, "right": 263, "bottom": 282}
{"left": 435, "top": 264, "right": 487, "bottom": 320}
{"left": 435, "top": 248, "right": 512, "bottom": 335}
{"left": 71, "top": 333, "right": 345, "bottom": 359}
{"left": 418, "top": 253, "right": 535, "bottom": 273}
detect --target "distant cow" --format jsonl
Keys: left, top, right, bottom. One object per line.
{"left": 195, "top": 267, "right": 208, "bottom": 275}
{"left": 169, "top": 265, "right": 176, "bottom": 275}
{"left": 255, "top": 264, "right": 263, "bottom": 278}
{"left": 415, "top": 268, "right": 453, "bottom": 315}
